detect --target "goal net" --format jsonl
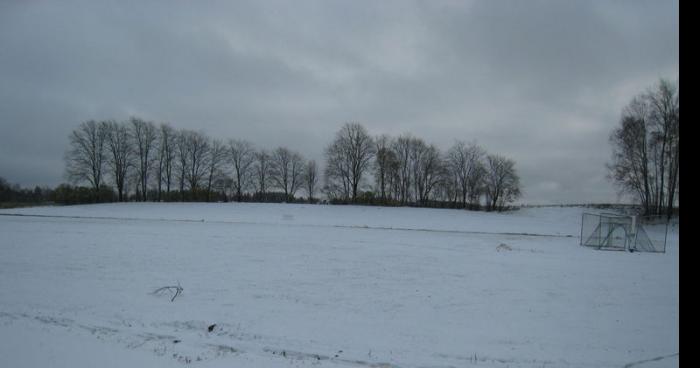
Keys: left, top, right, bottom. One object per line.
{"left": 580, "top": 213, "right": 632, "bottom": 250}
{"left": 580, "top": 213, "right": 668, "bottom": 253}
{"left": 629, "top": 215, "right": 669, "bottom": 253}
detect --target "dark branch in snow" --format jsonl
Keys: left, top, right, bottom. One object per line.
{"left": 152, "top": 282, "right": 183, "bottom": 302}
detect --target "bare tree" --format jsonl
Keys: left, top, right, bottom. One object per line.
{"left": 253, "top": 149, "right": 271, "bottom": 196}
{"left": 205, "top": 138, "right": 227, "bottom": 202}
{"left": 608, "top": 79, "right": 679, "bottom": 217}
{"left": 466, "top": 160, "right": 486, "bottom": 209}
{"left": 156, "top": 123, "right": 176, "bottom": 201}
{"left": 324, "top": 123, "right": 375, "bottom": 203}
{"left": 391, "top": 134, "right": 413, "bottom": 204}
{"left": 175, "top": 130, "right": 189, "bottom": 201}
{"left": 388, "top": 135, "right": 442, "bottom": 205}
{"left": 104, "top": 120, "right": 132, "bottom": 202}
{"left": 65, "top": 120, "right": 107, "bottom": 201}
{"left": 323, "top": 141, "right": 351, "bottom": 201}
{"left": 647, "top": 79, "right": 679, "bottom": 218}
{"left": 413, "top": 142, "right": 445, "bottom": 205}
{"left": 374, "top": 134, "right": 396, "bottom": 202}
{"left": 183, "top": 130, "right": 209, "bottom": 197}
{"left": 305, "top": 159, "right": 319, "bottom": 203}
{"left": 484, "top": 154, "right": 521, "bottom": 211}
{"left": 270, "top": 147, "right": 305, "bottom": 199}
{"left": 446, "top": 141, "right": 486, "bottom": 209}
{"left": 130, "top": 117, "right": 158, "bottom": 201}
{"left": 609, "top": 97, "right": 651, "bottom": 213}
{"left": 228, "top": 139, "right": 255, "bottom": 202}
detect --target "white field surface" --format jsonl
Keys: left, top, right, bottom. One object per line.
{"left": 0, "top": 203, "right": 678, "bottom": 367}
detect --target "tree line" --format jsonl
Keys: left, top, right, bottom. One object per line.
{"left": 60, "top": 119, "right": 521, "bottom": 211}
{"left": 0, "top": 177, "right": 54, "bottom": 208}
{"left": 63, "top": 117, "right": 318, "bottom": 204}
{"left": 608, "top": 79, "right": 679, "bottom": 218}
{"left": 56, "top": 119, "right": 522, "bottom": 211}
{"left": 324, "top": 123, "right": 520, "bottom": 211}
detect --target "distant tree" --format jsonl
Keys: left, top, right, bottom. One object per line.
{"left": 324, "top": 123, "right": 375, "bottom": 203}
{"left": 183, "top": 130, "right": 209, "bottom": 197}
{"left": 65, "top": 120, "right": 107, "bottom": 202}
{"left": 0, "top": 177, "right": 54, "bottom": 204}
{"left": 304, "top": 159, "right": 319, "bottom": 203}
{"left": 373, "top": 134, "right": 396, "bottom": 203}
{"left": 228, "top": 139, "right": 255, "bottom": 202}
{"left": 175, "top": 130, "right": 189, "bottom": 200}
{"left": 608, "top": 79, "right": 679, "bottom": 217}
{"left": 436, "top": 165, "right": 459, "bottom": 205}
{"left": 409, "top": 138, "right": 444, "bottom": 205}
{"left": 391, "top": 134, "right": 413, "bottom": 204}
{"left": 155, "top": 123, "right": 176, "bottom": 201}
{"left": 446, "top": 141, "right": 486, "bottom": 209}
{"left": 205, "top": 138, "right": 228, "bottom": 202}
{"left": 0, "top": 177, "right": 8, "bottom": 202}
{"left": 130, "top": 117, "right": 158, "bottom": 201}
{"left": 422, "top": 144, "right": 446, "bottom": 205}
{"left": 104, "top": 120, "right": 132, "bottom": 202}
{"left": 323, "top": 139, "right": 351, "bottom": 201}
{"left": 484, "top": 154, "right": 521, "bottom": 211}
{"left": 253, "top": 149, "right": 272, "bottom": 197}
{"left": 269, "top": 147, "right": 305, "bottom": 199}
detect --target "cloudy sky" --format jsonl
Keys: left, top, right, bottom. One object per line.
{"left": 0, "top": 0, "right": 678, "bottom": 204}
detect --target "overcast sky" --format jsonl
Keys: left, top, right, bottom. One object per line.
{"left": 0, "top": 0, "right": 678, "bottom": 204}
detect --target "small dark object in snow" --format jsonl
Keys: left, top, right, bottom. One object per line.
{"left": 208, "top": 324, "right": 216, "bottom": 332}
{"left": 173, "top": 339, "right": 181, "bottom": 344}
{"left": 496, "top": 243, "right": 512, "bottom": 252}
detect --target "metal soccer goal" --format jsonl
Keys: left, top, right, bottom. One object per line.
{"left": 580, "top": 212, "right": 668, "bottom": 253}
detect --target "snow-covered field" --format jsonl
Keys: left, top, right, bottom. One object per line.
{"left": 0, "top": 203, "right": 679, "bottom": 367}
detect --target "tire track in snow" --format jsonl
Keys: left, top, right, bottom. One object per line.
{"left": 623, "top": 353, "right": 679, "bottom": 368}
{"left": 0, "top": 212, "right": 577, "bottom": 238}
{"left": 2, "top": 310, "right": 611, "bottom": 368}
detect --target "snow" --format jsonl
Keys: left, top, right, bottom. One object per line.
{"left": 0, "top": 203, "right": 679, "bottom": 367}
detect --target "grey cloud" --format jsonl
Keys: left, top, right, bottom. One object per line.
{"left": 0, "top": 0, "right": 678, "bottom": 203}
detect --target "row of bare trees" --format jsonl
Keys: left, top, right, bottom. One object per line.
{"left": 65, "top": 119, "right": 520, "bottom": 210}
{"left": 324, "top": 123, "right": 521, "bottom": 211}
{"left": 608, "top": 79, "right": 679, "bottom": 218}
{"left": 65, "top": 118, "right": 319, "bottom": 203}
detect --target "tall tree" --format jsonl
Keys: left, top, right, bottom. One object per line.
{"left": 175, "top": 130, "right": 189, "bottom": 201}
{"left": 270, "top": 147, "right": 305, "bottom": 199}
{"left": 305, "top": 159, "right": 319, "bottom": 203}
{"left": 130, "top": 117, "right": 157, "bottom": 201}
{"left": 183, "top": 130, "right": 209, "bottom": 197}
{"left": 156, "top": 123, "right": 176, "bottom": 201}
{"left": 608, "top": 79, "right": 679, "bottom": 217}
{"left": 374, "top": 134, "right": 396, "bottom": 202}
{"left": 446, "top": 141, "right": 486, "bottom": 209}
{"left": 324, "top": 123, "right": 375, "bottom": 203}
{"left": 484, "top": 154, "right": 521, "bottom": 211}
{"left": 609, "top": 98, "right": 651, "bottom": 214}
{"left": 391, "top": 134, "right": 413, "bottom": 204}
{"left": 104, "top": 120, "right": 132, "bottom": 202}
{"left": 228, "top": 139, "right": 255, "bottom": 202}
{"left": 254, "top": 149, "right": 271, "bottom": 197}
{"left": 65, "top": 120, "right": 107, "bottom": 202}
{"left": 323, "top": 141, "right": 351, "bottom": 201}
{"left": 205, "top": 138, "right": 227, "bottom": 202}
{"left": 413, "top": 142, "right": 444, "bottom": 205}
